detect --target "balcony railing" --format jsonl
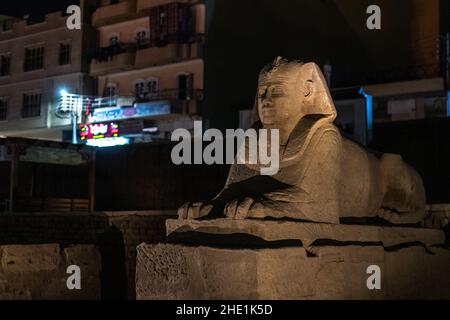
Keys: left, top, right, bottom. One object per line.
{"left": 90, "top": 35, "right": 203, "bottom": 72}
{"left": 137, "top": 0, "right": 177, "bottom": 12}
{"left": 135, "top": 43, "right": 184, "bottom": 67}
{"left": 91, "top": 89, "right": 203, "bottom": 111}
{"left": 133, "top": 88, "right": 204, "bottom": 103}
{"left": 90, "top": 47, "right": 136, "bottom": 75}
{"left": 92, "top": 0, "right": 138, "bottom": 27}
{"left": 92, "top": 96, "right": 136, "bottom": 109}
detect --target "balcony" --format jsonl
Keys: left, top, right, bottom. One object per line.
{"left": 92, "top": 96, "right": 135, "bottom": 109}
{"left": 139, "top": 88, "right": 203, "bottom": 102}
{"left": 98, "top": 89, "right": 203, "bottom": 107}
{"left": 88, "top": 89, "right": 203, "bottom": 122}
{"left": 89, "top": 40, "right": 197, "bottom": 75}
{"left": 90, "top": 51, "right": 136, "bottom": 75}
{"left": 135, "top": 43, "right": 190, "bottom": 68}
{"left": 92, "top": 0, "right": 138, "bottom": 27}
{"left": 136, "top": 89, "right": 204, "bottom": 114}
{"left": 137, "top": 0, "right": 179, "bottom": 12}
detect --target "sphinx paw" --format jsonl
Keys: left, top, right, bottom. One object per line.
{"left": 178, "top": 202, "right": 213, "bottom": 220}
{"left": 425, "top": 211, "right": 450, "bottom": 229}
{"left": 225, "top": 198, "right": 255, "bottom": 220}
{"left": 378, "top": 207, "right": 395, "bottom": 222}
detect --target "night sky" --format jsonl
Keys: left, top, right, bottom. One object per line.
{"left": 1, "top": 0, "right": 80, "bottom": 20}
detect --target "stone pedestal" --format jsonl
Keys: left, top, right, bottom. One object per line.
{"left": 136, "top": 219, "right": 450, "bottom": 300}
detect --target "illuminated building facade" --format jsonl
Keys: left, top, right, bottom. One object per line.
{"left": 0, "top": 1, "right": 97, "bottom": 141}
{"left": 88, "top": 0, "right": 206, "bottom": 143}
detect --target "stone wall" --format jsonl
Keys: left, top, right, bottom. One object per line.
{"left": 0, "top": 244, "right": 100, "bottom": 300}
{"left": 95, "top": 142, "right": 229, "bottom": 211}
{"left": 107, "top": 213, "right": 171, "bottom": 299}
{"left": 0, "top": 211, "right": 174, "bottom": 299}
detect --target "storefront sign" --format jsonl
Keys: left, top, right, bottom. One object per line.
{"left": 20, "top": 147, "right": 86, "bottom": 166}
{"left": 89, "top": 101, "right": 171, "bottom": 123}
{"left": 80, "top": 122, "right": 119, "bottom": 141}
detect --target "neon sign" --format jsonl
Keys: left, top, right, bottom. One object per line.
{"left": 80, "top": 122, "right": 120, "bottom": 141}
{"left": 89, "top": 101, "right": 171, "bottom": 123}
{"left": 86, "top": 137, "right": 130, "bottom": 148}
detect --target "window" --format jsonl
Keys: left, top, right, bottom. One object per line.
{"left": 178, "top": 73, "right": 193, "bottom": 100}
{"left": 146, "top": 79, "right": 159, "bottom": 99}
{"left": 424, "top": 97, "right": 447, "bottom": 119}
{"left": 0, "top": 54, "right": 10, "bottom": 76}
{"left": 103, "top": 84, "right": 117, "bottom": 107}
{"left": 22, "top": 93, "right": 42, "bottom": 118}
{"left": 157, "top": 12, "right": 168, "bottom": 45}
{"left": 160, "top": 12, "right": 167, "bottom": 29}
{"left": 109, "top": 35, "right": 119, "bottom": 47}
{"left": 59, "top": 42, "right": 71, "bottom": 65}
{"left": 136, "top": 30, "right": 148, "bottom": 47}
{"left": 0, "top": 98, "right": 7, "bottom": 121}
{"left": 104, "top": 84, "right": 117, "bottom": 98}
{"left": 134, "top": 81, "right": 145, "bottom": 99}
{"left": 2, "top": 20, "right": 13, "bottom": 31}
{"left": 24, "top": 46, "right": 44, "bottom": 72}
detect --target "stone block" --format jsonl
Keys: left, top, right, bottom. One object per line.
{"left": 0, "top": 244, "right": 101, "bottom": 300}
{"left": 63, "top": 245, "right": 101, "bottom": 274}
{"left": 136, "top": 220, "right": 450, "bottom": 300}
{"left": 1, "top": 245, "right": 60, "bottom": 273}
{"left": 166, "top": 219, "right": 445, "bottom": 249}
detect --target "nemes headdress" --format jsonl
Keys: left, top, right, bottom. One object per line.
{"left": 259, "top": 57, "right": 304, "bottom": 82}
{"left": 252, "top": 57, "right": 337, "bottom": 125}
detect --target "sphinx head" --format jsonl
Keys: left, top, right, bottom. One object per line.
{"left": 254, "top": 57, "right": 337, "bottom": 131}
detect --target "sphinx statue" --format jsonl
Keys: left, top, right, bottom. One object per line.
{"left": 179, "top": 57, "right": 427, "bottom": 225}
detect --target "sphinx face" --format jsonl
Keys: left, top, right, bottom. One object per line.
{"left": 257, "top": 79, "right": 306, "bottom": 129}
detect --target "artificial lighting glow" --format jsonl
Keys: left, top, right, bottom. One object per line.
{"left": 60, "top": 89, "right": 69, "bottom": 96}
{"left": 447, "top": 91, "right": 450, "bottom": 117}
{"left": 359, "top": 87, "right": 373, "bottom": 143}
{"left": 86, "top": 137, "right": 130, "bottom": 148}
{"left": 143, "top": 127, "right": 159, "bottom": 133}
{"left": 90, "top": 123, "right": 109, "bottom": 136}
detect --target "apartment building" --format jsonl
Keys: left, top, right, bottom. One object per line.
{"left": 87, "top": 0, "right": 206, "bottom": 143}
{"left": 0, "top": 1, "right": 97, "bottom": 141}
{"left": 330, "top": 0, "right": 450, "bottom": 145}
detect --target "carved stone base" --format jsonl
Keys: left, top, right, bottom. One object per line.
{"left": 136, "top": 220, "right": 450, "bottom": 300}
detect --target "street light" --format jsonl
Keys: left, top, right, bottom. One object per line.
{"left": 57, "top": 89, "right": 82, "bottom": 144}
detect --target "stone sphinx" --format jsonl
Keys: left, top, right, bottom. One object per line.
{"left": 179, "top": 57, "right": 426, "bottom": 225}
{"left": 136, "top": 58, "right": 450, "bottom": 300}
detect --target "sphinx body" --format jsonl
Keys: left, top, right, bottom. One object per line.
{"left": 211, "top": 124, "right": 426, "bottom": 225}
{"left": 179, "top": 58, "right": 426, "bottom": 225}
